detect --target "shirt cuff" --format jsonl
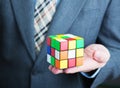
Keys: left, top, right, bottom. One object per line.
{"left": 80, "top": 68, "right": 101, "bottom": 78}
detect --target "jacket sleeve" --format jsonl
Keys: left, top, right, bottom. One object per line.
{"left": 81, "top": 68, "right": 101, "bottom": 78}
{"left": 92, "top": 0, "right": 120, "bottom": 87}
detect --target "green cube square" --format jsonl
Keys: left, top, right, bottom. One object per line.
{"left": 55, "top": 40, "right": 60, "bottom": 51}
{"left": 51, "top": 38, "right": 56, "bottom": 48}
{"left": 61, "top": 36, "right": 70, "bottom": 39}
{"left": 51, "top": 56, "right": 55, "bottom": 66}
{"left": 76, "top": 39, "right": 84, "bottom": 48}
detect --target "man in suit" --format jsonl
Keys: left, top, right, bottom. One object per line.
{"left": 0, "top": 0, "right": 120, "bottom": 88}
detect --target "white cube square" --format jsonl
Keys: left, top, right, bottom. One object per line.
{"left": 47, "top": 54, "right": 51, "bottom": 63}
{"left": 68, "top": 50, "right": 75, "bottom": 59}
{"left": 64, "top": 34, "right": 76, "bottom": 38}
{"left": 55, "top": 50, "right": 60, "bottom": 60}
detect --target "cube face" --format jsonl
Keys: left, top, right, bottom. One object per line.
{"left": 47, "top": 54, "right": 55, "bottom": 66}
{"left": 55, "top": 50, "right": 60, "bottom": 60}
{"left": 51, "top": 48, "right": 55, "bottom": 56}
{"left": 60, "top": 51, "right": 68, "bottom": 60}
{"left": 47, "top": 46, "right": 51, "bottom": 54}
{"left": 68, "top": 59, "right": 76, "bottom": 68}
{"left": 47, "top": 54, "right": 51, "bottom": 63}
{"left": 76, "top": 48, "right": 84, "bottom": 57}
{"left": 55, "top": 59, "right": 60, "bottom": 68}
{"left": 47, "top": 37, "right": 51, "bottom": 46}
{"left": 51, "top": 38, "right": 60, "bottom": 50}
{"left": 60, "top": 41, "right": 68, "bottom": 50}
{"left": 68, "top": 50, "right": 75, "bottom": 59}
{"left": 55, "top": 59, "right": 68, "bottom": 69}
{"left": 76, "top": 39, "right": 84, "bottom": 48}
{"left": 60, "top": 60, "right": 68, "bottom": 69}
{"left": 76, "top": 57, "right": 83, "bottom": 66}
{"left": 68, "top": 40, "right": 76, "bottom": 49}
{"left": 47, "top": 34, "right": 84, "bottom": 69}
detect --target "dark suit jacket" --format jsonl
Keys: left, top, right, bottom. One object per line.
{"left": 0, "top": 0, "right": 120, "bottom": 88}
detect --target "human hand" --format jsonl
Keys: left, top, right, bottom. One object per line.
{"left": 48, "top": 44, "right": 110, "bottom": 74}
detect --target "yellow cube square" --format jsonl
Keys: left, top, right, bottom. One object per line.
{"left": 76, "top": 48, "right": 84, "bottom": 57}
{"left": 60, "top": 60, "right": 68, "bottom": 69}
{"left": 56, "top": 34, "right": 64, "bottom": 38}
{"left": 69, "top": 40, "right": 76, "bottom": 49}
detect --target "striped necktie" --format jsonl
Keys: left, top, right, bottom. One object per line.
{"left": 34, "top": 0, "right": 56, "bottom": 54}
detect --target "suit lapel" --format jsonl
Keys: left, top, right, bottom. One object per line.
{"left": 36, "top": 0, "right": 87, "bottom": 62}
{"left": 11, "top": 0, "right": 36, "bottom": 61}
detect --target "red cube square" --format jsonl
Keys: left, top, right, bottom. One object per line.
{"left": 68, "top": 59, "right": 75, "bottom": 68}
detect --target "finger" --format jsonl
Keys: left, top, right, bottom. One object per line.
{"left": 64, "top": 65, "right": 94, "bottom": 73}
{"left": 64, "top": 55, "right": 101, "bottom": 73}
{"left": 49, "top": 65, "right": 64, "bottom": 74}
{"left": 64, "top": 61, "right": 94, "bottom": 73}
{"left": 64, "top": 67, "right": 80, "bottom": 74}
{"left": 48, "top": 65, "right": 53, "bottom": 70}
{"left": 51, "top": 67, "right": 63, "bottom": 74}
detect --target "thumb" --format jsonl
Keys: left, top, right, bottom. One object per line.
{"left": 85, "top": 44, "right": 110, "bottom": 63}
{"left": 93, "top": 45, "right": 110, "bottom": 63}
{"left": 93, "top": 51, "right": 106, "bottom": 63}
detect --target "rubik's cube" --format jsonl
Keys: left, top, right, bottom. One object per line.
{"left": 47, "top": 34, "right": 84, "bottom": 69}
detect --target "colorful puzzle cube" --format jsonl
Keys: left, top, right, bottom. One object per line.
{"left": 47, "top": 34, "right": 84, "bottom": 69}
